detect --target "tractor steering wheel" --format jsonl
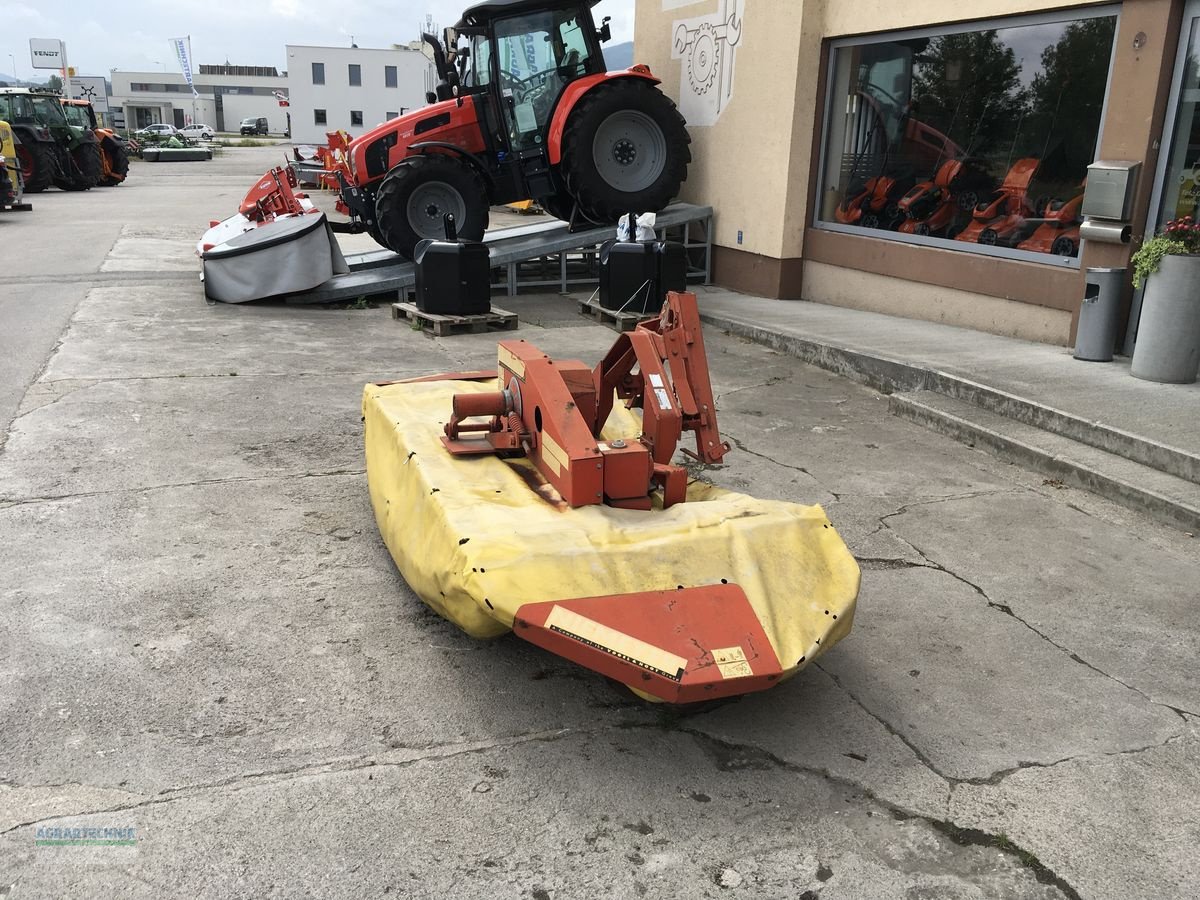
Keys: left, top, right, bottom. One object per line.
{"left": 499, "top": 69, "right": 547, "bottom": 101}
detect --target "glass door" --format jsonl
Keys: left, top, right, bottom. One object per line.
{"left": 1126, "top": 0, "right": 1200, "bottom": 350}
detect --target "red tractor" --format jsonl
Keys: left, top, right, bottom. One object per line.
{"left": 333, "top": 0, "right": 691, "bottom": 258}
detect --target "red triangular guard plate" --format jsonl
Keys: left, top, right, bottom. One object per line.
{"left": 514, "top": 584, "right": 783, "bottom": 703}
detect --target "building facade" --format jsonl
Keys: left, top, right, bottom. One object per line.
{"left": 110, "top": 65, "right": 288, "bottom": 135}
{"left": 285, "top": 45, "right": 436, "bottom": 145}
{"left": 635, "top": 0, "right": 1197, "bottom": 346}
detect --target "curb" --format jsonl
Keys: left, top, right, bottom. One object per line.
{"left": 888, "top": 391, "right": 1200, "bottom": 534}
{"left": 698, "top": 309, "right": 1200, "bottom": 486}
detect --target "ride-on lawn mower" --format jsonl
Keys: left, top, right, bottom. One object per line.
{"left": 326, "top": 0, "right": 691, "bottom": 259}
{"left": 363, "top": 292, "right": 860, "bottom": 702}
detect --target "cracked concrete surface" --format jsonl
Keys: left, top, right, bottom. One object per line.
{"left": 1, "top": 146, "right": 1198, "bottom": 899}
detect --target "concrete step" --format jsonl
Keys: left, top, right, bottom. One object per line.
{"left": 889, "top": 390, "right": 1200, "bottom": 533}
{"left": 697, "top": 308, "right": 1200, "bottom": 487}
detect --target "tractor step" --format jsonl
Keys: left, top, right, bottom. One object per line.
{"left": 576, "top": 295, "right": 656, "bottom": 332}
{"left": 391, "top": 301, "right": 518, "bottom": 337}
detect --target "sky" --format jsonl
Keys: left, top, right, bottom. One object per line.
{"left": 2, "top": 0, "right": 636, "bottom": 79}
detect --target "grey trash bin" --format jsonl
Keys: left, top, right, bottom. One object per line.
{"left": 1074, "top": 267, "right": 1125, "bottom": 362}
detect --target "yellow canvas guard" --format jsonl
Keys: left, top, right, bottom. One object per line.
{"left": 363, "top": 379, "right": 860, "bottom": 693}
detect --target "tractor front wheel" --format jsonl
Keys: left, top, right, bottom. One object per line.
{"left": 58, "top": 143, "right": 102, "bottom": 191}
{"left": 374, "top": 155, "right": 489, "bottom": 259}
{"left": 100, "top": 136, "right": 130, "bottom": 186}
{"left": 559, "top": 79, "right": 691, "bottom": 222}
{"left": 15, "top": 142, "right": 55, "bottom": 193}
{"left": 537, "top": 191, "right": 576, "bottom": 222}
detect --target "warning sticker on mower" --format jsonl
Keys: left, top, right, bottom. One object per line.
{"left": 648, "top": 374, "right": 672, "bottom": 411}
{"left": 713, "top": 646, "right": 753, "bottom": 679}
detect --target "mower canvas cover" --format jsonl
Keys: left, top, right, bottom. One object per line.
{"left": 363, "top": 378, "right": 860, "bottom": 702}
{"left": 200, "top": 211, "right": 348, "bottom": 303}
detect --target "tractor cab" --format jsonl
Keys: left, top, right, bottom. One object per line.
{"left": 447, "top": 0, "right": 611, "bottom": 154}
{"left": 61, "top": 99, "right": 99, "bottom": 131}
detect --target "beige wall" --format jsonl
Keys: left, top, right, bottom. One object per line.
{"left": 634, "top": 0, "right": 815, "bottom": 258}
{"left": 804, "top": 261, "right": 1074, "bottom": 343}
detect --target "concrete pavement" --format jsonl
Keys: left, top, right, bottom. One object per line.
{"left": 0, "top": 145, "right": 1197, "bottom": 899}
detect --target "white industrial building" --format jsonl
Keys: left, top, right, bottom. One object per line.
{"left": 109, "top": 64, "right": 289, "bottom": 135}
{"left": 285, "top": 45, "right": 436, "bottom": 145}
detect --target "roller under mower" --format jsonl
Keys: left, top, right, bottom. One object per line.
{"left": 319, "top": 0, "right": 691, "bottom": 259}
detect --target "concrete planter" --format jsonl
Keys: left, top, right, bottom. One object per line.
{"left": 1131, "top": 253, "right": 1200, "bottom": 384}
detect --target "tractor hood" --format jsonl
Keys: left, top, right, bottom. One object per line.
{"left": 345, "top": 97, "right": 488, "bottom": 185}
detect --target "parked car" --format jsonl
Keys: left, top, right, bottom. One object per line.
{"left": 239, "top": 117, "right": 268, "bottom": 136}
{"left": 179, "top": 123, "right": 215, "bottom": 140}
{"left": 135, "top": 123, "right": 177, "bottom": 137}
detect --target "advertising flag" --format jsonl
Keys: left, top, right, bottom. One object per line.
{"left": 170, "top": 36, "right": 200, "bottom": 98}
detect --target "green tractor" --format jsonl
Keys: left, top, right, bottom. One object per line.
{"left": 0, "top": 87, "right": 103, "bottom": 192}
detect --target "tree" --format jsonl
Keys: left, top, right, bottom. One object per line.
{"left": 47, "top": 74, "right": 63, "bottom": 92}
{"left": 909, "top": 30, "right": 1028, "bottom": 173}
{"left": 1025, "top": 17, "right": 1118, "bottom": 183}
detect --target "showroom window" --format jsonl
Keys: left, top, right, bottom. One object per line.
{"left": 816, "top": 9, "right": 1117, "bottom": 264}
{"left": 349, "top": 64, "right": 361, "bottom": 87}
{"left": 350, "top": 110, "right": 363, "bottom": 127}
{"left": 385, "top": 65, "right": 398, "bottom": 88}
{"left": 312, "top": 62, "right": 325, "bottom": 85}
{"left": 314, "top": 108, "right": 327, "bottom": 125}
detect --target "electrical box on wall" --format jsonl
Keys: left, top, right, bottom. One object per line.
{"left": 1082, "top": 160, "right": 1141, "bottom": 221}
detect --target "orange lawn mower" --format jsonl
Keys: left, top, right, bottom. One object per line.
{"left": 954, "top": 156, "right": 1040, "bottom": 247}
{"left": 1016, "top": 180, "right": 1085, "bottom": 257}
{"left": 894, "top": 100, "right": 993, "bottom": 238}
{"left": 834, "top": 93, "right": 916, "bottom": 232}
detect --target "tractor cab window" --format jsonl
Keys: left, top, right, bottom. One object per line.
{"left": 465, "top": 34, "right": 492, "bottom": 87}
{"left": 30, "top": 95, "right": 69, "bottom": 127}
{"left": 62, "top": 105, "right": 87, "bottom": 128}
{"left": 491, "top": 10, "right": 596, "bottom": 151}
{"left": 556, "top": 15, "right": 593, "bottom": 76}
{"left": 0, "top": 95, "right": 37, "bottom": 124}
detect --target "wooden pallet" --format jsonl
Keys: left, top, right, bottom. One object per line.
{"left": 576, "top": 296, "right": 656, "bottom": 332}
{"left": 391, "top": 302, "right": 518, "bottom": 336}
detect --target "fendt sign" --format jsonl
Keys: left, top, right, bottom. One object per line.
{"left": 29, "top": 39, "right": 65, "bottom": 70}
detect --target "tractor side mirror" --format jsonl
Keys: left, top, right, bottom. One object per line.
{"left": 597, "top": 16, "right": 612, "bottom": 43}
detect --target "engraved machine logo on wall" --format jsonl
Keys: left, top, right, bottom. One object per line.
{"left": 669, "top": 0, "right": 743, "bottom": 127}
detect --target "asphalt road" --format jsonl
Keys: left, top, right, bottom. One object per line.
{"left": 0, "top": 146, "right": 1197, "bottom": 900}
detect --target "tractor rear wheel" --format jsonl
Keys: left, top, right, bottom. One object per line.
{"left": 15, "top": 142, "right": 55, "bottom": 193}
{"left": 374, "top": 154, "right": 489, "bottom": 259}
{"left": 99, "top": 136, "right": 130, "bottom": 186}
{"left": 559, "top": 79, "right": 690, "bottom": 222}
